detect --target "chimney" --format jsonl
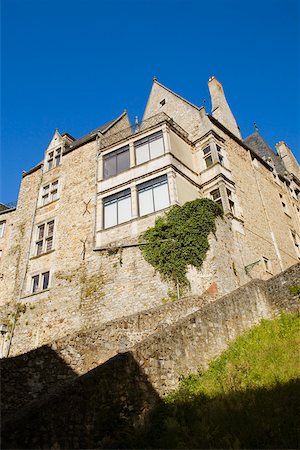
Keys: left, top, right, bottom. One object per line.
{"left": 208, "top": 76, "right": 241, "bottom": 139}
{"left": 275, "top": 141, "right": 300, "bottom": 178}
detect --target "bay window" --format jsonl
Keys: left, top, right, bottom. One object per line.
{"left": 103, "top": 189, "right": 132, "bottom": 228}
{"left": 103, "top": 145, "right": 130, "bottom": 179}
{"left": 138, "top": 175, "right": 170, "bottom": 216}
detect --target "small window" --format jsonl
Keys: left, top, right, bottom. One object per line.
{"left": 31, "top": 272, "right": 50, "bottom": 294}
{"left": 227, "top": 189, "right": 235, "bottom": 215}
{"left": 35, "top": 220, "right": 55, "bottom": 255}
{"left": 135, "top": 131, "right": 164, "bottom": 165}
{"left": 41, "top": 180, "right": 59, "bottom": 205}
{"left": 216, "top": 145, "right": 224, "bottom": 165}
{"left": 103, "top": 145, "right": 130, "bottom": 179}
{"left": 103, "top": 189, "right": 132, "bottom": 228}
{"left": 279, "top": 193, "right": 290, "bottom": 215}
{"left": 262, "top": 256, "right": 272, "bottom": 273}
{"left": 203, "top": 146, "right": 213, "bottom": 168}
{"left": 0, "top": 221, "right": 6, "bottom": 238}
{"left": 210, "top": 188, "right": 222, "bottom": 207}
{"left": 291, "top": 230, "right": 300, "bottom": 258}
{"left": 138, "top": 175, "right": 170, "bottom": 217}
{"left": 47, "top": 148, "right": 62, "bottom": 171}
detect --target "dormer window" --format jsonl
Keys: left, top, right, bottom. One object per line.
{"left": 47, "top": 147, "right": 62, "bottom": 171}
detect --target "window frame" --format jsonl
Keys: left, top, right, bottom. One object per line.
{"left": 0, "top": 221, "right": 6, "bottom": 238}
{"left": 47, "top": 147, "right": 62, "bottom": 172}
{"left": 31, "top": 271, "right": 50, "bottom": 294}
{"left": 35, "top": 220, "right": 55, "bottom": 256}
{"left": 210, "top": 188, "right": 222, "bottom": 207}
{"left": 103, "top": 145, "right": 130, "bottom": 179}
{"left": 41, "top": 180, "right": 59, "bottom": 206}
{"left": 137, "top": 175, "right": 170, "bottom": 217}
{"left": 103, "top": 188, "right": 132, "bottom": 229}
{"left": 134, "top": 131, "right": 165, "bottom": 166}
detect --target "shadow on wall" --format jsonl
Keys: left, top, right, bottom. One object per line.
{"left": 2, "top": 350, "right": 162, "bottom": 449}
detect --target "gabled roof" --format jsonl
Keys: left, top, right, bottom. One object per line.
{"left": 244, "top": 132, "right": 286, "bottom": 176}
{"left": 67, "top": 112, "right": 128, "bottom": 151}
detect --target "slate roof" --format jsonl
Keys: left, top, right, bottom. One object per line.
{"left": 244, "top": 132, "right": 286, "bottom": 176}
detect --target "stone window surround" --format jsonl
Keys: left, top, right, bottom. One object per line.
{"left": 0, "top": 220, "right": 6, "bottom": 238}
{"left": 206, "top": 179, "right": 240, "bottom": 219}
{"left": 98, "top": 125, "right": 171, "bottom": 181}
{"left": 32, "top": 218, "right": 56, "bottom": 257}
{"left": 44, "top": 144, "right": 63, "bottom": 174}
{"left": 97, "top": 169, "right": 177, "bottom": 231}
{"left": 29, "top": 270, "right": 51, "bottom": 295}
{"left": 38, "top": 179, "right": 60, "bottom": 207}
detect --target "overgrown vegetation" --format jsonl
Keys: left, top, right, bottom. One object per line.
{"left": 289, "top": 285, "right": 300, "bottom": 296}
{"left": 130, "top": 313, "right": 300, "bottom": 449}
{"left": 140, "top": 198, "right": 223, "bottom": 286}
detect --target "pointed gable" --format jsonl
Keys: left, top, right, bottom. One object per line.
{"left": 143, "top": 79, "right": 209, "bottom": 140}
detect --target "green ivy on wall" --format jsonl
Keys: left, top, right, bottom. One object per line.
{"left": 140, "top": 198, "right": 223, "bottom": 286}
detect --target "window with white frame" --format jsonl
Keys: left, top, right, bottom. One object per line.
{"left": 138, "top": 175, "right": 170, "bottom": 217}
{"left": 103, "top": 189, "right": 132, "bottom": 228}
{"left": 35, "top": 220, "right": 55, "bottom": 256}
{"left": 210, "top": 188, "right": 222, "bottom": 207}
{"left": 103, "top": 145, "right": 130, "bottom": 179}
{"left": 41, "top": 180, "right": 59, "bottom": 205}
{"left": 203, "top": 145, "right": 213, "bottom": 168}
{"left": 47, "top": 148, "right": 62, "bottom": 171}
{"left": 32, "top": 271, "right": 50, "bottom": 294}
{"left": 0, "top": 221, "right": 6, "bottom": 238}
{"left": 226, "top": 188, "right": 235, "bottom": 215}
{"left": 290, "top": 230, "right": 300, "bottom": 258}
{"left": 135, "top": 131, "right": 165, "bottom": 165}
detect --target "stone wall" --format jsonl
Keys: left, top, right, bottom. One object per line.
{"left": 2, "top": 263, "right": 299, "bottom": 449}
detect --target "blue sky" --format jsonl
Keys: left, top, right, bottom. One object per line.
{"left": 1, "top": 0, "right": 299, "bottom": 204}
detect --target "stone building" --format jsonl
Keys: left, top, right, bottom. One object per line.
{"left": 0, "top": 77, "right": 299, "bottom": 358}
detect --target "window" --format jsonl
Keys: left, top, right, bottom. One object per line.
{"left": 35, "top": 220, "right": 55, "bottom": 255}
{"left": 103, "top": 189, "right": 131, "bottom": 228}
{"left": 47, "top": 148, "right": 62, "bottom": 171}
{"left": 0, "top": 221, "right": 6, "bottom": 238}
{"left": 41, "top": 180, "right": 59, "bottom": 205}
{"left": 216, "top": 144, "right": 224, "bottom": 165}
{"left": 279, "top": 193, "right": 290, "bottom": 215}
{"left": 210, "top": 188, "right": 222, "bottom": 207}
{"left": 31, "top": 271, "right": 50, "bottom": 294}
{"left": 291, "top": 230, "right": 300, "bottom": 258}
{"left": 262, "top": 256, "right": 272, "bottom": 273}
{"left": 203, "top": 146, "right": 213, "bottom": 168}
{"left": 135, "top": 131, "right": 164, "bottom": 165}
{"left": 103, "top": 146, "right": 130, "bottom": 179}
{"left": 138, "top": 175, "right": 170, "bottom": 216}
{"left": 227, "top": 189, "right": 235, "bottom": 215}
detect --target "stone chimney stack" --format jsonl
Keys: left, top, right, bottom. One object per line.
{"left": 208, "top": 76, "right": 241, "bottom": 139}
{"left": 275, "top": 141, "right": 300, "bottom": 178}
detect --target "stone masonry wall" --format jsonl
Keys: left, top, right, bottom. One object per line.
{"left": 2, "top": 263, "right": 299, "bottom": 449}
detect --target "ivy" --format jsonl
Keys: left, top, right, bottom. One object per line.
{"left": 140, "top": 198, "right": 223, "bottom": 286}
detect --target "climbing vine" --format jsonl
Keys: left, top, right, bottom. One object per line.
{"left": 140, "top": 198, "right": 223, "bottom": 286}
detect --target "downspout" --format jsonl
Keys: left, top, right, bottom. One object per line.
{"left": 6, "top": 165, "right": 44, "bottom": 357}
{"left": 248, "top": 154, "right": 284, "bottom": 271}
{"left": 93, "top": 132, "right": 103, "bottom": 249}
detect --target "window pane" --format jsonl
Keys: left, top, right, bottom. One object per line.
{"left": 104, "top": 202, "right": 117, "bottom": 228}
{"left": 118, "top": 195, "right": 132, "bottom": 224}
{"left": 149, "top": 137, "right": 164, "bottom": 159}
{"left": 52, "top": 190, "right": 58, "bottom": 201}
{"left": 117, "top": 150, "right": 130, "bottom": 174}
{"left": 48, "top": 160, "right": 53, "bottom": 170}
{"left": 205, "top": 156, "right": 213, "bottom": 168}
{"left": 48, "top": 221, "right": 54, "bottom": 236}
{"left": 55, "top": 155, "right": 61, "bottom": 166}
{"left": 46, "top": 237, "right": 53, "bottom": 252}
{"left": 42, "top": 194, "right": 49, "bottom": 205}
{"left": 203, "top": 146, "right": 211, "bottom": 155}
{"left": 103, "top": 156, "right": 117, "bottom": 179}
{"left": 135, "top": 143, "right": 149, "bottom": 165}
{"left": 32, "top": 275, "right": 39, "bottom": 293}
{"left": 43, "top": 185, "right": 50, "bottom": 193}
{"left": 42, "top": 272, "right": 50, "bottom": 290}
{"left": 38, "top": 225, "right": 45, "bottom": 240}
{"left": 36, "top": 241, "right": 43, "bottom": 256}
{"left": 153, "top": 182, "right": 169, "bottom": 211}
{"left": 138, "top": 188, "right": 154, "bottom": 216}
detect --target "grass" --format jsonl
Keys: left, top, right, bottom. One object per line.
{"left": 130, "top": 313, "right": 300, "bottom": 449}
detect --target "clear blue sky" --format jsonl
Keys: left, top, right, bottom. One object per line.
{"left": 1, "top": 0, "right": 299, "bottom": 204}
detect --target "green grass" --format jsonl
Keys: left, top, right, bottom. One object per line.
{"left": 131, "top": 313, "right": 300, "bottom": 449}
